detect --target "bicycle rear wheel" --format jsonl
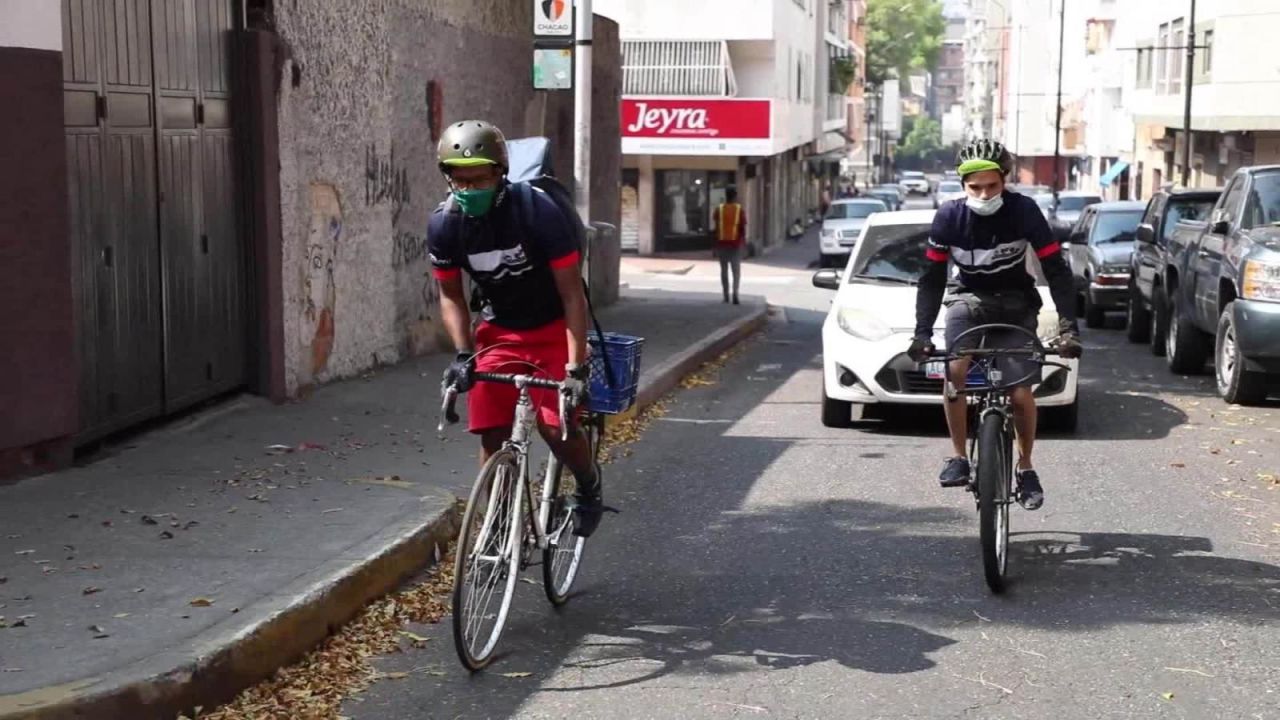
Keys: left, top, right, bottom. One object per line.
{"left": 977, "top": 411, "right": 1011, "bottom": 593}
{"left": 452, "top": 448, "right": 524, "bottom": 671}
{"left": 542, "top": 416, "right": 599, "bottom": 606}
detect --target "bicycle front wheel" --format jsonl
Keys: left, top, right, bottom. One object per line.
{"left": 452, "top": 448, "right": 524, "bottom": 671}
{"left": 977, "top": 411, "right": 1011, "bottom": 593}
{"left": 542, "top": 416, "right": 599, "bottom": 606}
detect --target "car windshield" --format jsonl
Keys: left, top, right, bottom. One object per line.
{"left": 939, "top": 181, "right": 962, "bottom": 192}
{"left": 1244, "top": 170, "right": 1280, "bottom": 226}
{"left": 1091, "top": 211, "right": 1143, "bottom": 244}
{"left": 903, "top": 172, "right": 924, "bottom": 178}
{"left": 1163, "top": 198, "right": 1215, "bottom": 240}
{"left": 847, "top": 224, "right": 932, "bottom": 284}
{"left": 1057, "top": 195, "right": 1101, "bottom": 212}
{"left": 1033, "top": 194, "right": 1055, "bottom": 210}
{"left": 847, "top": 223, "right": 1049, "bottom": 287}
{"left": 826, "top": 201, "right": 884, "bottom": 219}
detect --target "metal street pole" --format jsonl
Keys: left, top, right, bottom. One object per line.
{"left": 865, "top": 95, "right": 874, "bottom": 188}
{"left": 1051, "top": 0, "right": 1065, "bottom": 198}
{"left": 1181, "top": 0, "right": 1196, "bottom": 186}
{"left": 574, "top": 0, "right": 593, "bottom": 223}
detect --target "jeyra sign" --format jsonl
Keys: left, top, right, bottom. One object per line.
{"left": 534, "top": 0, "right": 572, "bottom": 36}
{"left": 620, "top": 98, "right": 772, "bottom": 156}
{"left": 622, "top": 99, "right": 771, "bottom": 139}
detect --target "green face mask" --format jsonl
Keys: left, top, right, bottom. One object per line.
{"left": 453, "top": 188, "right": 497, "bottom": 217}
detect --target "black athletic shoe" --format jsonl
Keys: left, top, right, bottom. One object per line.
{"left": 572, "top": 469, "right": 604, "bottom": 538}
{"left": 1016, "top": 469, "right": 1044, "bottom": 510}
{"left": 939, "top": 457, "right": 971, "bottom": 488}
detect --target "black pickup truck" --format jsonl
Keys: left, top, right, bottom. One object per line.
{"left": 1141, "top": 167, "right": 1280, "bottom": 404}
{"left": 1126, "top": 187, "right": 1220, "bottom": 345}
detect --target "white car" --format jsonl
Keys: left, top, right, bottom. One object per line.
{"left": 932, "top": 180, "right": 965, "bottom": 208}
{"left": 899, "top": 171, "right": 931, "bottom": 196}
{"left": 813, "top": 210, "right": 1080, "bottom": 431}
{"left": 819, "top": 197, "right": 889, "bottom": 268}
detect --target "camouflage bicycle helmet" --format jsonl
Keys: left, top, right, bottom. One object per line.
{"left": 956, "top": 138, "right": 1014, "bottom": 178}
{"left": 437, "top": 120, "right": 509, "bottom": 172}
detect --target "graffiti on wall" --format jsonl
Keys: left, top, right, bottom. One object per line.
{"left": 302, "top": 183, "right": 343, "bottom": 381}
{"left": 366, "top": 142, "right": 441, "bottom": 355}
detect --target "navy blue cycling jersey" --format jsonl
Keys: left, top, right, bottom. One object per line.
{"left": 914, "top": 190, "right": 1076, "bottom": 337}
{"left": 429, "top": 182, "right": 579, "bottom": 330}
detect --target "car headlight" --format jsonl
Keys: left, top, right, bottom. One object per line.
{"left": 1242, "top": 259, "right": 1280, "bottom": 302}
{"left": 1036, "top": 308, "right": 1060, "bottom": 341}
{"left": 836, "top": 307, "right": 894, "bottom": 341}
{"left": 821, "top": 228, "right": 835, "bottom": 238}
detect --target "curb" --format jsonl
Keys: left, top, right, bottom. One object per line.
{"left": 0, "top": 504, "right": 461, "bottom": 720}
{"left": 609, "top": 302, "right": 769, "bottom": 426}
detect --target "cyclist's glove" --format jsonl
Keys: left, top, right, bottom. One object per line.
{"left": 907, "top": 334, "right": 936, "bottom": 363}
{"left": 562, "top": 363, "right": 590, "bottom": 408}
{"left": 1056, "top": 319, "right": 1083, "bottom": 359}
{"left": 442, "top": 351, "right": 476, "bottom": 393}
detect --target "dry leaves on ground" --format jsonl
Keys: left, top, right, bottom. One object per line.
{"left": 187, "top": 552, "right": 455, "bottom": 720}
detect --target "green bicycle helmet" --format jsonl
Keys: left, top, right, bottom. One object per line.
{"left": 956, "top": 138, "right": 1014, "bottom": 178}
{"left": 437, "top": 120, "right": 509, "bottom": 172}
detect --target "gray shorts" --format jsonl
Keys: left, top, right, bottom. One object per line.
{"left": 943, "top": 301, "right": 1040, "bottom": 387}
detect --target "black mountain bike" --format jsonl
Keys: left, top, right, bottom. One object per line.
{"left": 924, "top": 323, "right": 1070, "bottom": 593}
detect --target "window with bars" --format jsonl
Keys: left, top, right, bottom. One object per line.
{"left": 622, "top": 41, "right": 738, "bottom": 96}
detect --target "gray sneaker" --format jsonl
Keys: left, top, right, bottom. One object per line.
{"left": 939, "top": 457, "right": 971, "bottom": 488}
{"left": 1016, "top": 469, "right": 1044, "bottom": 510}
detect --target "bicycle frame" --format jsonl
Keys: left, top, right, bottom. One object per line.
{"left": 441, "top": 371, "right": 578, "bottom": 554}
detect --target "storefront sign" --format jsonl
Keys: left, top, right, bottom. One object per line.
{"left": 621, "top": 98, "right": 772, "bottom": 156}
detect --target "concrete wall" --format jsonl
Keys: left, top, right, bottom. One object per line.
{"left": 273, "top": 1, "right": 619, "bottom": 395}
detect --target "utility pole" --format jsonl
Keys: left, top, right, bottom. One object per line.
{"left": 1181, "top": 0, "right": 1196, "bottom": 186}
{"left": 865, "top": 91, "right": 875, "bottom": 188}
{"left": 1051, "top": 0, "right": 1065, "bottom": 199}
{"left": 574, "top": 0, "right": 593, "bottom": 223}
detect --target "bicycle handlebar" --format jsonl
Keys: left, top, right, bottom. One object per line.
{"left": 439, "top": 372, "right": 578, "bottom": 440}
{"left": 917, "top": 322, "right": 1073, "bottom": 394}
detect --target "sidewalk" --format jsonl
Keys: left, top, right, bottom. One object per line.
{"left": 0, "top": 289, "right": 766, "bottom": 720}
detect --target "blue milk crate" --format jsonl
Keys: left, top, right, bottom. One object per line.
{"left": 587, "top": 332, "right": 645, "bottom": 414}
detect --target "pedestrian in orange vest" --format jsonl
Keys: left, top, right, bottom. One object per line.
{"left": 712, "top": 188, "right": 746, "bottom": 304}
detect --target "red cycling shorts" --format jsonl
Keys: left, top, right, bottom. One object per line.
{"left": 468, "top": 318, "right": 569, "bottom": 433}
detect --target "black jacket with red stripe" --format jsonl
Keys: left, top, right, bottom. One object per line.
{"left": 913, "top": 190, "right": 1077, "bottom": 338}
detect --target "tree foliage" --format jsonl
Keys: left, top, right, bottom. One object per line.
{"left": 865, "top": 0, "right": 945, "bottom": 88}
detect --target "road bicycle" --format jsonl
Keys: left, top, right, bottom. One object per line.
{"left": 439, "top": 370, "right": 603, "bottom": 670}
{"left": 923, "top": 323, "right": 1070, "bottom": 593}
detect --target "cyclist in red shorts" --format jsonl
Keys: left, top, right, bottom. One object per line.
{"left": 428, "top": 120, "right": 604, "bottom": 537}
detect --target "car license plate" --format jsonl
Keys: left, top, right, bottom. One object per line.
{"left": 924, "top": 361, "right": 946, "bottom": 379}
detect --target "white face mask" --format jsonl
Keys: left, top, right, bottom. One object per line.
{"left": 966, "top": 194, "right": 1004, "bottom": 216}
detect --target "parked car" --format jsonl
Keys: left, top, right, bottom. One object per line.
{"left": 899, "top": 170, "right": 931, "bottom": 196}
{"left": 1065, "top": 201, "right": 1147, "bottom": 328}
{"left": 1047, "top": 191, "right": 1103, "bottom": 242}
{"left": 1125, "top": 187, "right": 1221, "bottom": 348}
{"left": 1009, "top": 183, "right": 1050, "bottom": 197}
{"left": 866, "top": 186, "right": 903, "bottom": 210}
{"left": 819, "top": 198, "right": 889, "bottom": 268}
{"left": 1031, "top": 192, "right": 1055, "bottom": 219}
{"left": 1159, "top": 166, "right": 1280, "bottom": 404}
{"left": 812, "top": 209, "right": 1080, "bottom": 430}
{"left": 932, "top": 180, "right": 965, "bottom": 208}
{"left": 943, "top": 170, "right": 961, "bottom": 182}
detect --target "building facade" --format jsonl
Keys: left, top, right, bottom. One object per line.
{"left": 599, "top": 0, "right": 825, "bottom": 255}
{"left": 999, "top": 0, "right": 1088, "bottom": 188}
{"left": 935, "top": 9, "right": 966, "bottom": 125}
{"left": 1121, "top": 0, "right": 1280, "bottom": 199}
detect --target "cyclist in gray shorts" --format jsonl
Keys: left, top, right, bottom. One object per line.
{"left": 908, "top": 139, "right": 1082, "bottom": 510}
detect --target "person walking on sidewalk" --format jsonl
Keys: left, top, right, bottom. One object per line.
{"left": 428, "top": 120, "right": 605, "bottom": 537}
{"left": 712, "top": 188, "right": 746, "bottom": 304}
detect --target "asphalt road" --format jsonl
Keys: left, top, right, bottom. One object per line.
{"left": 341, "top": 226, "right": 1280, "bottom": 720}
